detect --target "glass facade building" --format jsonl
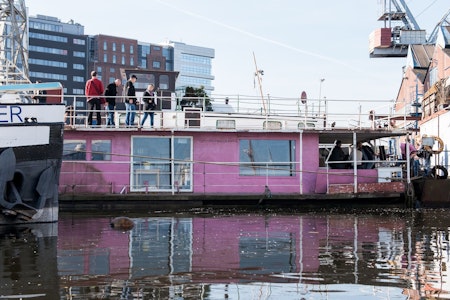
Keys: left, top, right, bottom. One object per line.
{"left": 26, "top": 14, "right": 215, "bottom": 102}
{"left": 28, "top": 15, "right": 88, "bottom": 100}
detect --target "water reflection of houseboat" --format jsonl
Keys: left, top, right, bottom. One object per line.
{"left": 59, "top": 71, "right": 413, "bottom": 207}
{"left": 57, "top": 213, "right": 411, "bottom": 296}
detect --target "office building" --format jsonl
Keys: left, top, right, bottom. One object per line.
{"left": 28, "top": 14, "right": 88, "bottom": 100}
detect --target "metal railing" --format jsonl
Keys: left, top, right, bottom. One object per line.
{"left": 61, "top": 94, "right": 414, "bottom": 131}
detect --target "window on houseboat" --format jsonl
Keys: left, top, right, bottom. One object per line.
{"left": 92, "top": 140, "right": 111, "bottom": 161}
{"left": 131, "top": 137, "right": 192, "bottom": 191}
{"left": 63, "top": 140, "right": 86, "bottom": 160}
{"left": 239, "top": 139, "right": 295, "bottom": 176}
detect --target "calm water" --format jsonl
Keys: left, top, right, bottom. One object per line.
{"left": 1, "top": 207, "right": 450, "bottom": 299}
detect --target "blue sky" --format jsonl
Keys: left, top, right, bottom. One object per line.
{"left": 26, "top": 0, "right": 449, "bottom": 102}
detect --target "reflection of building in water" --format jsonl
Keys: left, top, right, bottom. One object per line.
{"left": 57, "top": 214, "right": 414, "bottom": 287}
{"left": 401, "top": 227, "right": 450, "bottom": 298}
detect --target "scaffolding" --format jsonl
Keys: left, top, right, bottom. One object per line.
{"left": 0, "top": 0, "right": 30, "bottom": 84}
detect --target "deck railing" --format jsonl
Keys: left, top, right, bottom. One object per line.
{"left": 59, "top": 157, "right": 409, "bottom": 197}
{"left": 61, "top": 94, "right": 416, "bottom": 131}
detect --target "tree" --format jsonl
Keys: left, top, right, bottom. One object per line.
{"left": 180, "top": 86, "right": 212, "bottom": 111}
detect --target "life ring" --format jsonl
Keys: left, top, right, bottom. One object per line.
{"left": 424, "top": 135, "right": 444, "bottom": 154}
{"left": 431, "top": 165, "right": 448, "bottom": 179}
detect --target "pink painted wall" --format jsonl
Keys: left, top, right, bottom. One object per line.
{"left": 60, "top": 130, "right": 133, "bottom": 194}
{"left": 60, "top": 130, "right": 320, "bottom": 195}
{"left": 191, "top": 215, "right": 404, "bottom": 275}
{"left": 58, "top": 217, "right": 131, "bottom": 279}
{"left": 192, "top": 132, "right": 319, "bottom": 194}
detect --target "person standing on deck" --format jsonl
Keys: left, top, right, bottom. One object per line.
{"left": 104, "top": 79, "right": 121, "bottom": 127}
{"left": 328, "top": 140, "right": 347, "bottom": 169}
{"left": 140, "top": 84, "right": 156, "bottom": 128}
{"left": 85, "top": 71, "right": 104, "bottom": 126}
{"left": 349, "top": 141, "right": 364, "bottom": 169}
{"left": 124, "top": 74, "right": 138, "bottom": 126}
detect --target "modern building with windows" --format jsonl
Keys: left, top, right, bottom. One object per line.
{"left": 27, "top": 14, "right": 215, "bottom": 107}
{"left": 28, "top": 15, "right": 88, "bottom": 99}
{"left": 164, "top": 41, "right": 215, "bottom": 95}
{"left": 89, "top": 34, "right": 139, "bottom": 86}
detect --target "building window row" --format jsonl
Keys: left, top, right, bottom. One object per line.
{"left": 102, "top": 41, "right": 133, "bottom": 53}
{"left": 30, "top": 71, "right": 67, "bottom": 81}
{"left": 73, "top": 63, "right": 84, "bottom": 70}
{"left": 29, "top": 32, "right": 67, "bottom": 43}
{"left": 72, "top": 88, "right": 84, "bottom": 95}
{"left": 73, "top": 51, "right": 86, "bottom": 58}
{"left": 73, "top": 38, "right": 86, "bottom": 45}
{"left": 179, "top": 75, "right": 211, "bottom": 87}
{"left": 29, "top": 45, "right": 68, "bottom": 55}
{"left": 29, "top": 58, "right": 67, "bottom": 68}
{"left": 103, "top": 54, "right": 133, "bottom": 65}
{"left": 29, "top": 21, "right": 63, "bottom": 32}
{"left": 180, "top": 65, "right": 211, "bottom": 75}
{"left": 181, "top": 53, "right": 211, "bottom": 65}
{"left": 73, "top": 76, "right": 84, "bottom": 82}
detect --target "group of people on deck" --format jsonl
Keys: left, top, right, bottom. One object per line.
{"left": 328, "top": 138, "right": 432, "bottom": 176}
{"left": 328, "top": 140, "right": 376, "bottom": 170}
{"left": 84, "top": 71, "right": 157, "bottom": 127}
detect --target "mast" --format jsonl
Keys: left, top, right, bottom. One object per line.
{"left": 253, "top": 52, "right": 266, "bottom": 114}
{"left": 0, "top": 0, "right": 30, "bottom": 84}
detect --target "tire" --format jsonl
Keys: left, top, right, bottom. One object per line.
{"left": 431, "top": 165, "right": 448, "bottom": 179}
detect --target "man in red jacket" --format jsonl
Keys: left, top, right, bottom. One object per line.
{"left": 85, "top": 71, "right": 104, "bottom": 126}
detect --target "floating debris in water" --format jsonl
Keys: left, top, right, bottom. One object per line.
{"left": 110, "top": 216, "right": 134, "bottom": 231}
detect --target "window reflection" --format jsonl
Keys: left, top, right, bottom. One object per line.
{"left": 239, "top": 139, "right": 295, "bottom": 176}
{"left": 132, "top": 137, "right": 192, "bottom": 191}
{"left": 63, "top": 139, "right": 86, "bottom": 160}
{"left": 92, "top": 140, "right": 111, "bottom": 161}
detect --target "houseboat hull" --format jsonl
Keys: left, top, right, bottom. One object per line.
{"left": 59, "top": 119, "right": 408, "bottom": 208}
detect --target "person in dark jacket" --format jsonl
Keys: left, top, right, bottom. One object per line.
{"left": 124, "top": 74, "right": 137, "bottom": 126}
{"left": 140, "top": 84, "right": 156, "bottom": 128}
{"left": 104, "top": 79, "right": 121, "bottom": 126}
{"left": 328, "top": 140, "right": 347, "bottom": 169}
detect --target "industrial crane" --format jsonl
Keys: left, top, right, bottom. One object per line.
{"left": 0, "top": 0, "right": 30, "bottom": 84}
{"left": 369, "top": 0, "right": 449, "bottom": 58}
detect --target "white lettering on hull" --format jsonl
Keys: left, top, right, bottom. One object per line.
{"left": 0, "top": 105, "right": 65, "bottom": 124}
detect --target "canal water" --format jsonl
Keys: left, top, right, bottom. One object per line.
{"left": 1, "top": 207, "right": 449, "bottom": 299}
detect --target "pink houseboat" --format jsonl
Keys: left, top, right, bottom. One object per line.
{"left": 59, "top": 92, "right": 412, "bottom": 207}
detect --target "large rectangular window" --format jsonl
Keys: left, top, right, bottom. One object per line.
{"left": 131, "top": 137, "right": 192, "bottom": 191}
{"left": 63, "top": 140, "right": 86, "bottom": 161}
{"left": 239, "top": 139, "right": 295, "bottom": 176}
{"left": 92, "top": 140, "right": 111, "bottom": 161}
